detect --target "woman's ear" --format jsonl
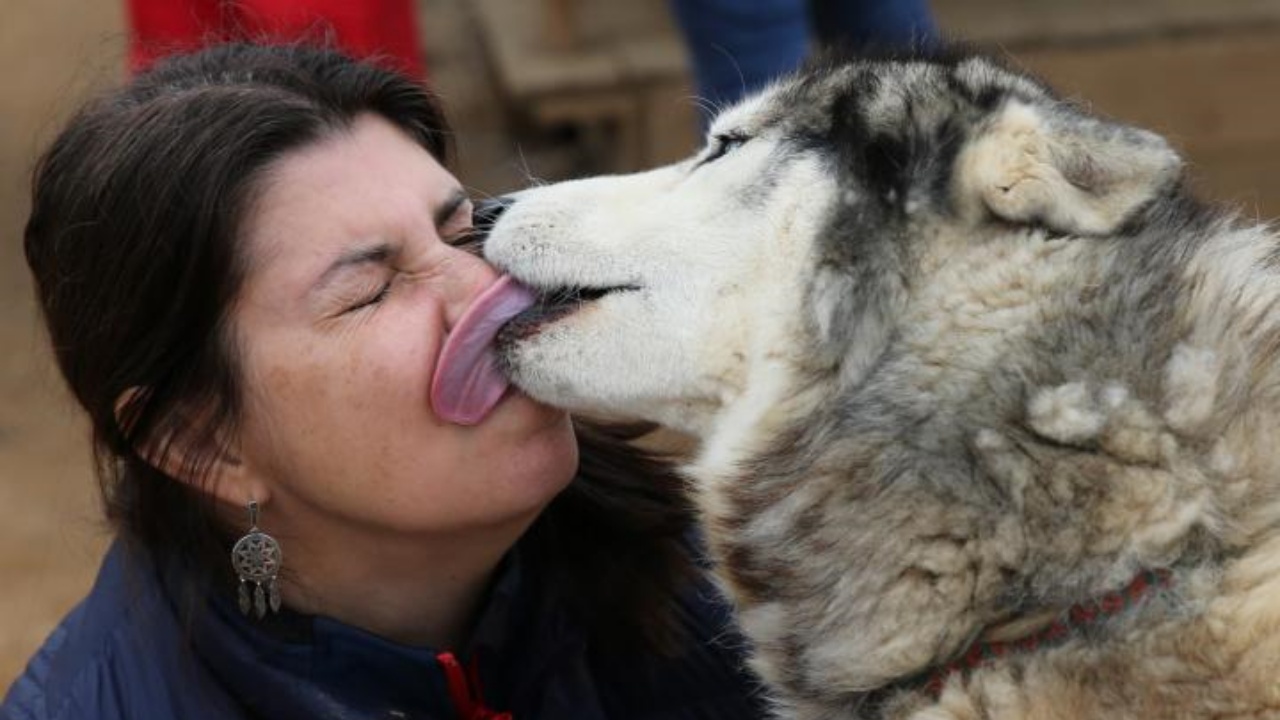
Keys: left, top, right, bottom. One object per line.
{"left": 114, "top": 386, "right": 270, "bottom": 508}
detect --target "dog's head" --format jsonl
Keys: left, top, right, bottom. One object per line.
{"left": 484, "top": 51, "right": 1182, "bottom": 436}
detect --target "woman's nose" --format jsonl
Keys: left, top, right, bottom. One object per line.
{"left": 441, "top": 239, "right": 506, "bottom": 332}
{"left": 437, "top": 197, "right": 518, "bottom": 331}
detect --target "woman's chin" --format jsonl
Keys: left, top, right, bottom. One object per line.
{"left": 482, "top": 388, "right": 576, "bottom": 463}
{"left": 498, "top": 403, "right": 580, "bottom": 502}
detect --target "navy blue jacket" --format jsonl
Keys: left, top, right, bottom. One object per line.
{"left": 2, "top": 541, "right": 768, "bottom": 719}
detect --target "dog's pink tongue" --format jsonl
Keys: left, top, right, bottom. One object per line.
{"left": 431, "top": 275, "right": 536, "bottom": 425}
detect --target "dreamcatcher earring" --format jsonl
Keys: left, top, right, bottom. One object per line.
{"left": 230, "top": 500, "right": 283, "bottom": 618}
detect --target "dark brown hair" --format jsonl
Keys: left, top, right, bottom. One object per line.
{"left": 24, "top": 42, "right": 695, "bottom": 652}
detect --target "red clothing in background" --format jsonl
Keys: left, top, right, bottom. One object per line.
{"left": 125, "top": 0, "right": 425, "bottom": 77}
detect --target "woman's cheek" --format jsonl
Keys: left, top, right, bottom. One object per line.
{"left": 378, "top": 304, "right": 447, "bottom": 403}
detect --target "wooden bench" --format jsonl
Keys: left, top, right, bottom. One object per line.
{"left": 470, "top": 0, "right": 698, "bottom": 173}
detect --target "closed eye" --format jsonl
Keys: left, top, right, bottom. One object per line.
{"left": 697, "top": 132, "right": 749, "bottom": 168}
{"left": 445, "top": 228, "right": 483, "bottom": 256}
{"left": 344, "top": 279, "right": 393, "bottom": 314}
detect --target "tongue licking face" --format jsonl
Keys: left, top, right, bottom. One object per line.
{"left": 430, "top": 275, "right": 536, "bottom": 425}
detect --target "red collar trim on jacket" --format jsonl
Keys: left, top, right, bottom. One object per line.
{"left": 437, "top": 651, "right": 513, "bottom": 720}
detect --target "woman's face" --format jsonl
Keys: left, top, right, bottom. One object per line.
{"left": 227, "top": 113, "right": 578, "bottom": 537}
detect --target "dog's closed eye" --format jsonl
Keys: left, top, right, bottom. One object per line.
{"left": 698, "top": 132, "right": 750, "bottom": 168}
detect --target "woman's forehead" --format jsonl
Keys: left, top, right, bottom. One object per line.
{"left": 236, "top": 115, "right": 456, "bottom": 288}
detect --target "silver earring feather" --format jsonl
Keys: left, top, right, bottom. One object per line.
{"left": 230, "top": 501, "right": 282, "bottom": 618}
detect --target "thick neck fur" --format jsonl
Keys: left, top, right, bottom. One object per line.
{"left": 679, "top": 204, "right": 1280, "bottom": 715}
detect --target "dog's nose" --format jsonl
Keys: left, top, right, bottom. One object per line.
{"left": 472, "top": 197, "right": 515, "bottom": 238}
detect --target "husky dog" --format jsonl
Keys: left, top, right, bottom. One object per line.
{"left": 483, "top": 51, "right": 1280, "bottom": 718}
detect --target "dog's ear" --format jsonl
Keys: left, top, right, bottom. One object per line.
{"left": 956, "top": 99, "right": 1182, "bottom": 236}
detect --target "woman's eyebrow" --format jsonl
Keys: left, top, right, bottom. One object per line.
{"left": 313, "top": 243, "right": 395, "bottom": 293}
{"left": 434, "top": 188, "right": 469, "bottom": 228}
{"left": 310, "top": 189, "right": 467, "bottom": 295}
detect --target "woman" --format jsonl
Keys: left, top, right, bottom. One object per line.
{"left": 3, "top": 43, "right": 765, "bottom": 719}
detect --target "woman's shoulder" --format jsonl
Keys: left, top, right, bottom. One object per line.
{"left": 521, "top": 542, "right": 770, "bottom": 718}
{"left": 1, "top": 543, "right": 241, "bottom": 720}
{"left": 469, "top": 532, "right": 770, "bottom": 719}
{"left": 590, "top": 576, "right": 772, "bottom": 719}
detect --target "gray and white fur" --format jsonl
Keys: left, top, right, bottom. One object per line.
{"left": 484, "top": 51, "right": 1280, "bottom": 719}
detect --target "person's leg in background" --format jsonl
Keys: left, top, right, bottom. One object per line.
{"left": 670, "top": 0, "right": 938, "bottom": 128}
{"left": 809, "top": 0, "right": 938, "bottom": 51}
{"left": 668, "top": 0, "right": 810, "bottom": 122}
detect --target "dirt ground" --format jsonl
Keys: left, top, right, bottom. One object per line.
{"left": 2, "top": 0, "right": 1279, "bottom": 692}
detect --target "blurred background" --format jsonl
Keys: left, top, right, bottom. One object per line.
{"left": 2, "top": 0, "right": 1279, "bottom": 688}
